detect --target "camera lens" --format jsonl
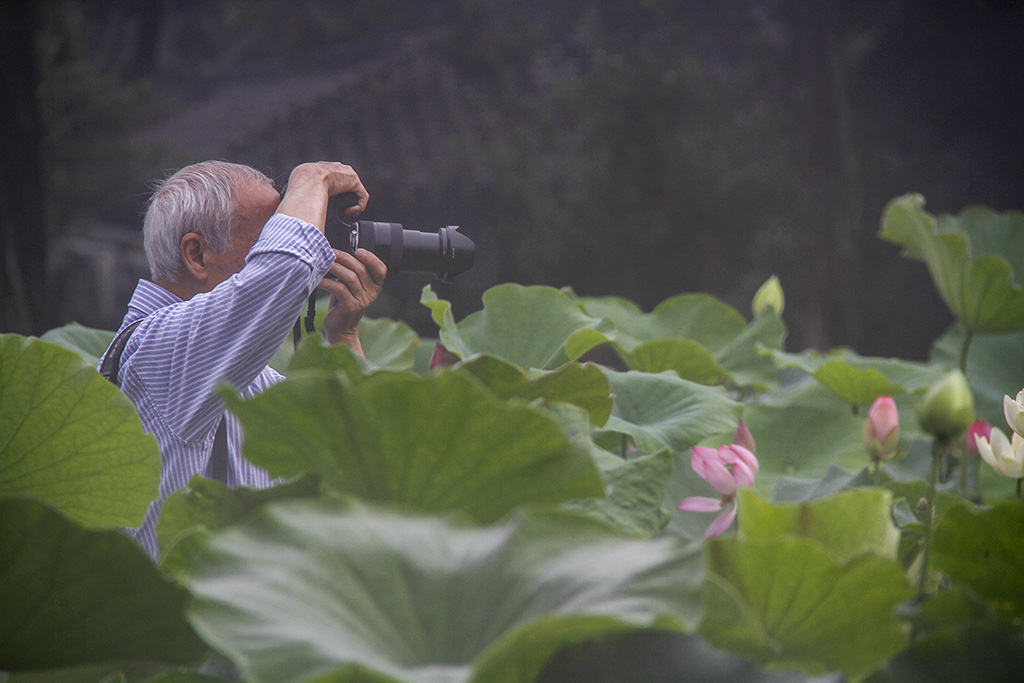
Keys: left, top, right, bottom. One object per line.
{"left": 345, "top": 221, "right": 474, "bottom": 282}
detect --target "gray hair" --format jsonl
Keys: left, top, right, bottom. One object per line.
{"left": 143, "top": 160, "right": 275, "bottom": 284}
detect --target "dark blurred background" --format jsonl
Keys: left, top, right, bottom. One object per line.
{"left": 3, "top": 0, "right": 1022, "bottom": 359}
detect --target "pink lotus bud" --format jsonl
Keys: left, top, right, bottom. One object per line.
{"left": 966, "top": 420, "right": 992, "bottom": 455}
{"left": 863, "top": 396, "right": 900, "bottom": 462}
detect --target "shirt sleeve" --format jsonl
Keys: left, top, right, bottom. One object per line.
{"left": 124, "top": 214, "right": 335, "bottom": 442}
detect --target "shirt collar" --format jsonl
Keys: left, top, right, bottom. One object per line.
{"left": 127, "top": 279, "right": 183, "bottom": 318}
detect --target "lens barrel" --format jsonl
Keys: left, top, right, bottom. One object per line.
{"left": 328, "top": 220, "right": 475, "bottom": 282}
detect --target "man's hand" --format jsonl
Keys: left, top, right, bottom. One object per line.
{"left": 277, "top": 162, "right": 369, "bottom": 232}
{"left": 320, "top": 248, "right": 387, "bottom": 355}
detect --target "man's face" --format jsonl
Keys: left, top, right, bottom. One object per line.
{"left": 204, "top": 182, "right": 282, "bottom": 288}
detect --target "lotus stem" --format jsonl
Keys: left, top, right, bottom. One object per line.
{"left": 958, "top": 443, "right": 968, "bottom": 497}
{"left": 917, "top": 439, "right": 944, "bottom": 599}
{"left": 958, "top": 328, "right": 973, "bottom": 374}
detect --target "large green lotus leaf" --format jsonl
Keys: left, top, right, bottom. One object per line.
{"left": 566, "top": 295, "right": 785, "bottom": 390}
{"left": 0, "top": 498, "right": 207, "bottom": 672}
{"left": 565, "top": 328, "right": 728, "bottom": 386}
{"left": 566, "top": 295, "right": 737, "bottom": 385}
{"left": 699, "top": 534, "right": 913, "bottom": 678}
{"left": 284, "top": 333, "right": 371, "bottom": 382}
{"left": 936, "top": 205, "right": 1024, "bottom": 284}
{"left": 329, "top": 316, "right": 420, "bottom": 371}
{"left": 183, "top": 499, "right": 702, "bottom": 683}
{"left": 156, "top": 474, "right": 321, "bottom": 569}
{"left": 932, "top": 500, "right": 1024, "bottom": 617}
{"left": 712, "top": 311, "right": 786, "bottom": 391}
{"left": 866, "top": 626, "right": 1024, "bottom": 683}
{"left": 539, "top": 401, "right": 624, "bottom": 471}
{"left": 421, "top": 284, "right": 605, "bottom": 370}
{"left": 740, "top": 377, "right": 926, "bottom": 496}
{"left": 276, "top": 318, "right": 420, "bottom": 375}
{"left": 594, "top": 369, "right": 742, "bottom": 454}
{"left": 223, "top": 370, "right": 605, "bottom": 523}
{"left": 880, "top": 195, "right": 1024, "bottom": 333}
{"left": 771, "top": 465, "right": 875, "bottom": 504}
{"left": 578, "top": 294, "right": 748, "bottom": 349}
{"left": 736, "top": 487, "right": 900, "bottom": 563}
{"left": 562, "top": 448, "right": 674, "bottom": 537}
{"left": 536, "top": 630, "right": 811, "bottom": 683}
{"left": 357, "top": 317, "right": 421, "bottom": 370}
{"left": 766, "top": 347, "right": 946, "bottom": 409}
{"left": 455, "top": 354, "right": 612, "bottom": 425}
{"left": 2, "top": 661, "right": 196, "bottom": 683}
{"left": 39, "top": 322, "right": 115, "bottom": 367}
{"left": 617, "top": 337, "right": 728, "bottom": 385}
{"left": 0, "top": 334, "right": 160, "bottom": 527}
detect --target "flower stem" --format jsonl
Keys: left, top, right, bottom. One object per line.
{"left": 958, "top": 443, "right": 969, "bottom": 497}
{"left": 1017, "top": 478, "right": 1022, "bottom": 501}
{"left": 958, "top": 328, "right": 973, "bottom": 374}
{"left": 917, "top": 440, "right": 944, "bottom": 600}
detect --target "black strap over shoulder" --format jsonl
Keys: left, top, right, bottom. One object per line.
{"left": 99, "top": 319, "right": 144, "bottom": 384}
{"left": 207, "top": 417, "right": 230, "bottom": 484}
{"left": 99, "top": 317, "right": 230, "bottom": 484}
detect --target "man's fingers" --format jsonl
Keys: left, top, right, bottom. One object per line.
{"left": 321, "top": 163, "right": 368, "bottom": 215}
{"left": 322, "top": 249, "right": 386, "bottom": 299}
{"left": 322, "top": 265, "right": 362, "bottom": 301}
{"left": 330, "top": 249, "right": 386, "bottom": 287}
{"left": 318, "top": 275, "right": 354, "bottom": 302}
{"left": 340, "top": 186, "right": 369, "bottom": 216}
{"left": 353, "top": 249, "right": 387, "bottom": 285}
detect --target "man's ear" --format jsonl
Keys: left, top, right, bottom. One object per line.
{"left": 180, "top": 232, "right": 210, "bottom": 282}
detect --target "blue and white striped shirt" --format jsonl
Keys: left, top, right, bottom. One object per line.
{"left": 101, "top": 213, "right": 336, "bottom": 558}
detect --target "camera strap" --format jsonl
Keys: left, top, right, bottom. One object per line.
{"left": 292, "top": 291, "right": 318, "bottom": 349}
{"left": 100, "top": 317, "right": 230, "bottom": 484}
{"left": 99, "top": 319, "right": 143, "bottom": 384}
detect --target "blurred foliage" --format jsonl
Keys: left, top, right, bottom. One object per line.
{"left": 11, "top": 0, "right": 1023, "bottom": 357}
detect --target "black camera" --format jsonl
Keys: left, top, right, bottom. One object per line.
{"left": 327, "top": 220, "right": 475, "bottom": 283}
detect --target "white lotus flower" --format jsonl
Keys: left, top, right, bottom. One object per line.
{"left": 1003, "top": 389, "right": 1024, "bottom": 438}
{"left": 975, "top": 427, "right": 1024, "bottom": 479}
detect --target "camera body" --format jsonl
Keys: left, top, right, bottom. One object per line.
{"left": 324, "top": 220, "right": 475, "bottom": 283}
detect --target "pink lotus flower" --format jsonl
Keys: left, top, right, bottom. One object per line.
{"left": 677, "top": 437, "right": 759, "bottom": 539}
{"left": 863, "top": 396, "right": 900, "bottom": 462}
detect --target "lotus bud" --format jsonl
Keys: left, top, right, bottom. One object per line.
{"left": 1003, "top": 389, "right": 1024, "bottom": 438}
{"left": 752, "top": 275, "right": 785, "bottom": 316}
{"left": 918, "top": 370, "right": 975, "bottom": 440}
{"left": 863, "top": 396, "right": 900, "bottom": 462}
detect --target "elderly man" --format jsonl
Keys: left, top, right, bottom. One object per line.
{"left": 99, "top": 160, "right": 386, "bottom": 558}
